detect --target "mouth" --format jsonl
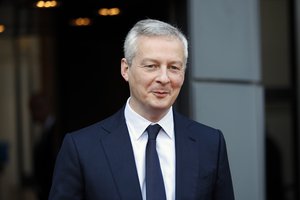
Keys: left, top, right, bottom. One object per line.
{"left": 152, "top": 90, "right": 170, "bottom": 98}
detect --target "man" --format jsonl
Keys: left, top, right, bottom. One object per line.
{"left": 49, "top": 19, "right": 235, "bottom": 200}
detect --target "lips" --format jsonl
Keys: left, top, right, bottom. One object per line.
{"left": 152, "top": 89, "right": 170, "bottom": 97}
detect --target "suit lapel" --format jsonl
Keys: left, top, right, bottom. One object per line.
{"left": 100, "top": 109, "right": 143, "bottom": 200}
{"left": 174, "top": 112, "right": 200, "bottom": 200}
{"left": 99, "top": 109, "right": 200, "bottom": 200}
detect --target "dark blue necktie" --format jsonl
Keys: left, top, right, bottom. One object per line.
{"left": 146, "top": 124, "right": 166, "bottom": 200}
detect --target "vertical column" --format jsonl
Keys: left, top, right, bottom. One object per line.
{"left": 295, "top": 0, "right": 300, "bottom": 197}
{"left": 188, "top": 0, "right": 264, "bottom": 200}
{"left": 0, "top": 4, "right": 43, "bottom": 198}
{"left": 0, "top": 5, "right": 19, "bottom": 199}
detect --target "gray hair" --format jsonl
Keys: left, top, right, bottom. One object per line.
{"left": 123, "top": 19, "right": 188, "bottom": 66}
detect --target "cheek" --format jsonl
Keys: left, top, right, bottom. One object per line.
{"left": 134, "top": 74, "right": 155, "bottom": 87}
{"left": 129, "top": 76, "right": 150, "bottom": 94}
{"left": 171, "top": 76, "right": 185, "bottom": 89}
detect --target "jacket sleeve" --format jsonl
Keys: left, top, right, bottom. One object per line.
{"left": 49, "top": 134, "right": 85, "bottom": 200}
{"left": 213, "top": 130, "right": 235, "bottom": 200}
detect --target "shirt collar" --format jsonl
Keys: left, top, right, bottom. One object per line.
{"left": 124, "top": 98, "right": 174, "bottom": 140}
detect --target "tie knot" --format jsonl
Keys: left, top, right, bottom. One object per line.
{"left": 147, "top": 124, "right": 161, "bottom": 140}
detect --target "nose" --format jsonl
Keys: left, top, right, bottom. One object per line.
{"left": 156, "top": 67, "right": 170, "bottom": 84}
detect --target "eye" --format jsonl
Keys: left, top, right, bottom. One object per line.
{"left": 171, "top": 66, "right": 179, "bottom": 70}
{"left": 145, "top": 64, "right": 156, "bottom": 68}
{"left": 144, "top": 64, "right": 158, "bottom": 69}
{"left": 168, "top": 65, "right": 182, "bottom": 72}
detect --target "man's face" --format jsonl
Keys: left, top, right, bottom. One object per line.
{"left": 121, "top": 36, "right": 185, "bottom": 120}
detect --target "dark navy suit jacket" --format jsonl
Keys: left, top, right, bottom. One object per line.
{"left": 49, "top": 107, "right": 235, "bottom": 200}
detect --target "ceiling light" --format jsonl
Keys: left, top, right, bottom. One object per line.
{"left": 0, "top": 24, "right": 5, "bottom": 33}
{"left": 70, "top": 18, "right": 92, "bottom": 26}
{"left": 36, "top": 0, "right": 58, "bottom": 8}
{"left": 98, "top": 8, "right": 121, "bottom": 16}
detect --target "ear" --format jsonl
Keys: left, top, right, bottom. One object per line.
{"left": 121, "top": 58, "right": 129, "bottom": 81}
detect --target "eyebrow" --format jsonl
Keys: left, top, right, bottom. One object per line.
{"left": 140, "top": 58, "right": 158, "bottom": 64}
{"left": 141, "top": 58, "right": 183, "bottom": 66}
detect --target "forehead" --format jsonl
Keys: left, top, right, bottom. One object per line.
{"left": 137, "top": 35, "right": 182, "bottom": 46}
{"left": 135, "top": 36, "right": 185, "bottom": 58}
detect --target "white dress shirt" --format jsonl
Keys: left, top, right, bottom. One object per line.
{"left": 124, "top": 98, "right": 176, "bottom": 200}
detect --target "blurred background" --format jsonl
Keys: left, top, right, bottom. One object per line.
{"left": 0, "top": 0, "right": 299, "bottom": 199}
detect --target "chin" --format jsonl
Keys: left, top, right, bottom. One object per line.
{"left": 148, "top": 98, "right": 174, "bottom": 110}
{"left": 150, "top": 103, "right": 171, "bottom": 111}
